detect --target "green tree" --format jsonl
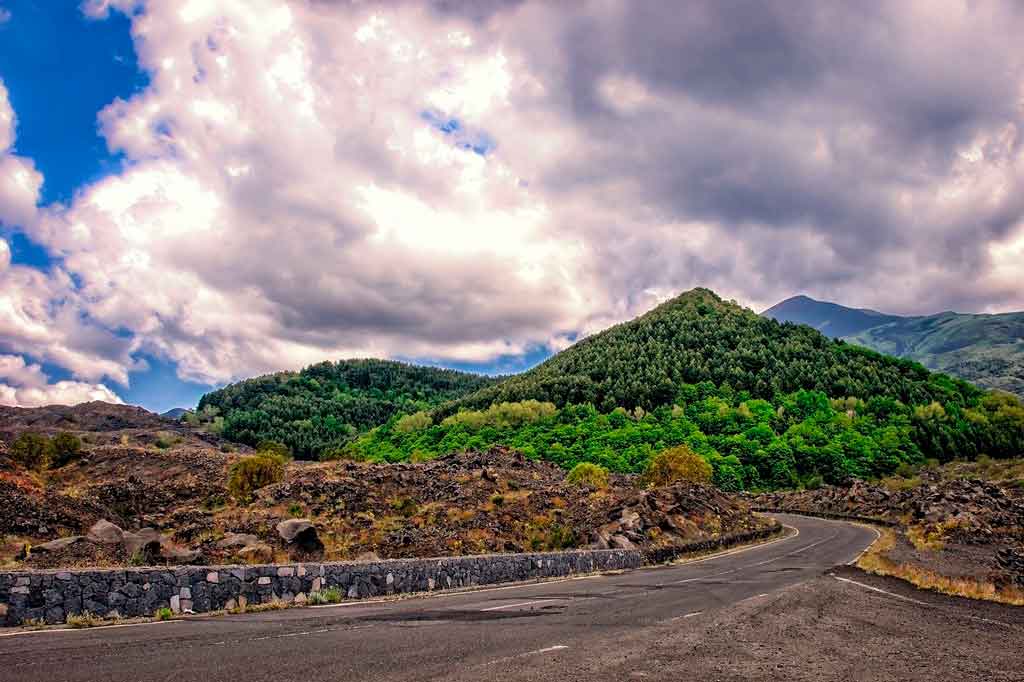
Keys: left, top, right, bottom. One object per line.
{"left": 642, "top": 445, "right": 713, "bottom": 487}
{"left": 228, "top": 454, "right": 286, "bottom": 502}
{"left": 50, "top": 432, "right": 83, "bottom": 468}
{"left": 10, "top": 432, "right": 53, "bottom": 470}
{"left": 565, "top": 462, "right": 610, "bottom": 489}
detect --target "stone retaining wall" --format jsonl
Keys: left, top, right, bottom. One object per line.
{"left": 754, "top": 507, "right": 897, "bottom": 527}
{"left": 0, "top": 524, "right": 781, "bottom": 626}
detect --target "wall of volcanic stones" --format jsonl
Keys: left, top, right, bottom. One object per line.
{"left": 0, "top": 549, "right": 641, "bottom": 626}
{"left": 0, "top": 524, "right": 781, "bottom": 626}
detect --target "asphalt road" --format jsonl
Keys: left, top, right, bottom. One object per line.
{"left": 0, "top": 514, "right": 880, "bottom": 682}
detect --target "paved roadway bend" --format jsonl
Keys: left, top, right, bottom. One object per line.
{"left": 0, "top": 514, "right": 878, "bottom": 682}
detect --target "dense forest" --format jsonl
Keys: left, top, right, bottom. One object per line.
{"left": 440, "top": 289, "right": 981, "bottom": 417}
{"left": 339, "top": 386, "right": 1024, "bottom": 490}
{"left": 196, "top": 359, "right": 498, "bottom": 458}
{"left": 200, "top": 289, "right": 1023, "bottom": 485}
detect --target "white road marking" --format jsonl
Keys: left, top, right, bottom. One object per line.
{"left": 0, "top": 619, "right": 182, "bottom": 638}
{"left": 667, "top": 610, "right": 704, "bottom": 622}
{"left": 483, "top": 644, "right": 569, "bottom": 666}
{"left": 831, "top": 575, "right": 1019, "bottom": 629}
{"left": 481, "top": 599, "right": 559, "bottom": 611}
{"left": 847, "top": 526, "right": 882, "bottom": 565}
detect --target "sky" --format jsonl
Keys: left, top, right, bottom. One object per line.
{"left": 0, "top": 1, "right": 1023, "bottom": 413}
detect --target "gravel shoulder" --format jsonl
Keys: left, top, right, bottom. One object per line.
{"left": 528, "top": 566, "right": 1024, "bottom": 682}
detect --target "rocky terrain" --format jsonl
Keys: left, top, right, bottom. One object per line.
{"left": 0, "top": 403, "right": 771, "bottom": 570}
{"left": 753, "top": 465, "right": 1024, "bottom": 593}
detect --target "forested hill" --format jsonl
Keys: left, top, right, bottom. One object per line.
{"left": 440, "top": 288, "right": 980, "bottom": 417}
{"left": 196, "top": 359, "right": 498, "bottom": 458}
{"left": 764, "top": 294, "right": 1024, "bottom": 396}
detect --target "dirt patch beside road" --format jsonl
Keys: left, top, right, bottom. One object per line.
{"left": 561, "top": 567, "right": 1024, "bottom": 682}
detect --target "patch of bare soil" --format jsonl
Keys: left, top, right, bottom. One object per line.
{"left": 561, "top": 569, "right": 1024, "bottom": 682}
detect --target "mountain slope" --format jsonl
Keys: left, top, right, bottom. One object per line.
{"left": 442, "top": 288, "right": 979, "bottom": 416}
{"left": 763, "top": 295, "right": 1024, "bottom": 396}
{"left": 762, "top": 295, "right": 902, "bottom": 337}
{"left": 197, "top": 359, "right": 499, "bottom": 458}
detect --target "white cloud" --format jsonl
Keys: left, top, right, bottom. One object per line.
{"left": 0, "top": 80, "right": 43, "bottom": 229}
{"left": 0, "top": 353, "right": 123, "bottom": 407}
{"left": 0, "top": 0, "right": 1021, "bottom": 397}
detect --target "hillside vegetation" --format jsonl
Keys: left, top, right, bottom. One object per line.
{"left": 202, "top": 290, "right": 1023, "bottom": 486}
{"left": 443, "top": 289, "right": 981, "bottom": 415}
{"left": 342, "top": 385, "right": 1024, "bottom": 491}
{"left": 197, "top": 359, "right": 497, "bottom": 458}
{"left": 764, "top": 294, "right": 1024, "bottom": 396}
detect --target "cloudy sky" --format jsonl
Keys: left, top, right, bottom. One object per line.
{"left": 0, "top": 0, "right": 1023, "bottom": 411}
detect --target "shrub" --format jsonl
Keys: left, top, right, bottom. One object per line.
{"left": 395, "top": 411, "right": 432, "bottom": 433}
{"left": 256, "top": 440, "right": 292, "bottom": 460}
{"left": 154, "top": 607, "right": 175, "bottom": 621}
{"left": 49, "top": 432, "right": 83, "bottom": 468}
{"left": 642, "top": 445, "right": 713, "bottom": 487}
{"left": 565, "top": 462, "right": 610, "bottom": 489}
{"left": 307, "top": 587, "right": 343, "bottom": 605}
{"left": 10, "top": 432, "right": 53, "bottom": 470}
{"left": 388, "top": 496, "right": 419, "bottom": 517}
{"left": 287, "top": 502, "right": 304, "bottom": 517}
{"left": 154, "top": 431, "right": 183, "bottom": 449}
{"left": 228, "top": 454, "right": 285, "bottom": 502}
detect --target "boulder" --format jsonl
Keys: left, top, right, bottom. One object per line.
{"left": 122, "top": 528, "right": 161, "bottom": 556}
{"left": 31, "top": 536, "right": 86, "bottom": 554}
{"left": 276, "top": 519, "right": 323, "bottom": 552}
{"left": 216, "top": 533, "right": 260, "bottom": 549}
{"left": 87, "top": 519, "right": 125, "bottom": 544}
{"left": 238, "top": 543, "right": 274, "bottom": 564}
{"left": 158, "top": 540, "right": 201, "bottom": 564}
{"left": 609, "top": 534, "right": 637, "bottom": 550}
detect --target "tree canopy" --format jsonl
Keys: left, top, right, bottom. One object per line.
{"left": 198, "top": 359, "right": 498, "bottom": 458}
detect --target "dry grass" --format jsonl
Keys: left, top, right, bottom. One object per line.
{"left": 66, "top": 611, "right": 107, "bottom": 628}
{"left": 905, "top": 524, "right": 946, "bottom": 552}
{"left": 858, "top": 528, "right": 1024, "bottom": 606}
{"left": 228, "top": 599, "right": 290, "bottom": 614}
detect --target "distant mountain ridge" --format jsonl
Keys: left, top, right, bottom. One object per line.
{"left": 763, "top": 295, "right": 1024, "bottom": 396}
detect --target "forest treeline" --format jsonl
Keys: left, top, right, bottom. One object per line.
{"left": 197, "top": 289, "right": 1023, "bottom": 487}
{"left": 439, "top": 288, "right": 981, "bottom": 417}
{"left": 338, "top": 385, "right": 1024, "bottom": 490}
{"left": 196, "top": 359, "right": 498, "bottom": 458}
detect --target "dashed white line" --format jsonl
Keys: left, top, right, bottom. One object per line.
{"left": 482, "top": 644, "right": 569, "bottom": 667}
{"left": 480, "top": 599, "right": 559, "bottom": 612}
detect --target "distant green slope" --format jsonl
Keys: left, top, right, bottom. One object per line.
{"left": 764, "top": 295, "right": 1024, "bottom": 396}
{"left": 198, "top": 359, "right": 498, "bottom": 458}
{"left": 442, "top": 288, "right": 980, "bottom": 417}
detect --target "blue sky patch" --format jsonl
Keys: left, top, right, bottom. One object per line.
{"left": 420, "top": 109, "right": 496, "bottom": 156}
{"left": 0, "top": 1, "right": 148, "bottom": 207}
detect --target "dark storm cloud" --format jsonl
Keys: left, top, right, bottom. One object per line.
{"left": 501, "top": 0, "right": 1024, "bottom": 314}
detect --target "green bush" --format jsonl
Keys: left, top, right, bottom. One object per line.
{"left": 228, "top": 454, "right": 285, "bottom": 502}
{"left": 154, "top": 606, "right": 175, "bottom": 621}
{"left": 10, "top": 432, "right": 53, "bottom": 470}
{"left": 256, "top": 440, "right": 292, "bottom": 460}
{"left": 565, "top": 462, "right": 610, "bottom": 489}
{"left": 50, "top": 432, "right": 83, "bottom": 467}
{"left": 308, "top": 587, "right": 343, "bottom": 605}
{"left": 642, "top": 445, "right": 713, "bottom": 487}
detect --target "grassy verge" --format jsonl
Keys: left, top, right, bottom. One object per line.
{"left": 857, "top": 527, "right": 1024, "bottom": 606}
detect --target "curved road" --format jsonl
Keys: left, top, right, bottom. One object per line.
{"left": 0, "top": 514, "right": 876, "bottom": 682}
